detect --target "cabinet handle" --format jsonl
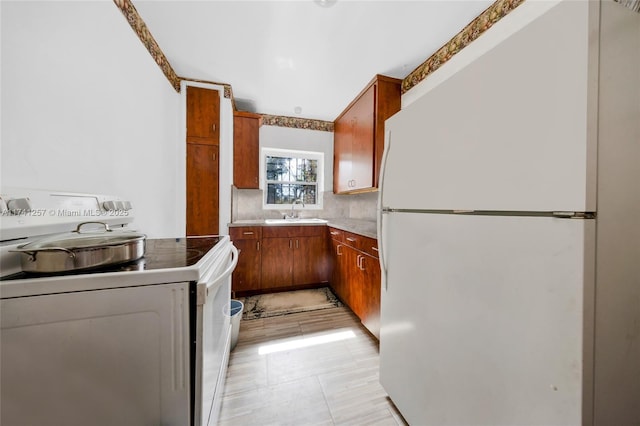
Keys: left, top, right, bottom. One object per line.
{"left": 346, "top": 237, "right": 357, "bottom": 243}
{"left": 360, "top": 256, "right": 366, "bottom": 271}
{"left": 336, "top": 244, "right": 343, "bottom": 256}
{"left": 296, "top": 239, "right": 299, "bottom": 249}
{"left": 243, "top": 231, "right": 254, "bottom": 235}
{"left": 371, "top": 246, "right": 378, "bottom": 252}
{"left": 289, "top": 240, "right": 293, "bottom": 249}
{"left": 330, "top": 231, "right": 339, "bottom": 236}
{"left": 256, "top": 241, "right": 260, "bottom": 251}
{"left": 212, "top": 124, "right": 216, "bottom": 132}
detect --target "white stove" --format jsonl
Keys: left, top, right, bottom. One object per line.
{"left": 0, "top": 188, "right": 237, "bottom": 426}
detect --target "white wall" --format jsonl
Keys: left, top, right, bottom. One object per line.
{"left": 1, "top": 1, "right": 182, "bottom": 238}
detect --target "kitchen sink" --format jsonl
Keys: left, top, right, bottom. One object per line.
{"left": 264, "top": 218, "right": 328, "bottom": 225}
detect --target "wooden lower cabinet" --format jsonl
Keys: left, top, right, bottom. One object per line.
{"left": 330, "top": 238, "right": 350, "bottom": 305}
{"left": 294, "top": 236, "right": 329, "bottom": 285}
{"left": 230, "top": 225, "right": 330, "bottom": 295}
{"left": 229, "top": 227, "right": 262, "bottom": 294}
{"left": 329, "top": 227, "right": 381, "bottom": 338}
{"left": 262, "top": 226, "right": 329, "bottom": 290}
{"left": 261, "top": 237, "right": 294, "bottom": 289}
{"left": 358, "top": 252, "right": 381, "bottom": 338}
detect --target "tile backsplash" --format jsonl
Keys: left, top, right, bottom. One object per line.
{"left": 231, "top": 188, "right": 378, "bottom": 222}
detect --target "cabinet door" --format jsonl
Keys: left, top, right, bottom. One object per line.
{"left": 333, "top": 87, "right": 375, "bottom": 193}
{"left": 186, "top": 144, "right": 219, "bottom": 236}
{"left": 330, "top": 239, "right": 349, "bottom": 305}
{"left": 332, "top": 75, "right": 401, "bottom": 194}
{"left": 333, "top": 111, "right": 353, "bottom": 193}
{"left": 261, "top": 237, "right": 293, "bottom": 289}
{"left": 343, "top": 245, "right": 364, "bottom": 318}
{"left": 333, "top": 235, "right": 381, "bottom": 339}
{"left": 186, "top": 86, "right": 220, "bottom": 145}
{"left": 230, "top": 238, "right": 261, "bottom": 293}
{"left": 359, "top": 252, "right": 381, "bottom": 338}
{"left": 293, "top": 236, "right": 329, "bottom": 285}
{"left": 349, "top": 85, "right": 375, "bottom": 192}
{"left": 233, "top": 112, "right": 261, "bottom": 189}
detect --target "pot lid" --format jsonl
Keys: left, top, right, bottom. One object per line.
{"left": 15, "top": 222, "right": 146, "bottom": 252}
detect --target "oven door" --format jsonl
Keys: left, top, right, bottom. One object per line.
{"left": 194, "top": 242, "right": 238, "bottom": 426}
{"left": 1, "top": 282, "right": 191, "bottom": 426}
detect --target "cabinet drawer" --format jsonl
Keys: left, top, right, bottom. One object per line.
{"left": 229, "top": 226, "right": 262, "bottom": 240}
{"left": 360, "top": 236, "right": 380, "bottom": 259}
{"left": 262, "top": 225, "right": 325, "bottom": 238}
{"left": 328, "top": 227, "right": 344, "bottom": 242}
{"left": 343, "top": 231, "right": 365, "bottom": 250}
{"left": 343, "top": 231, "right": 379, "bottom": 259}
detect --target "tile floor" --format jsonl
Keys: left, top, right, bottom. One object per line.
{"left": 218, "top": 306, "right": 407, "bottom": 426}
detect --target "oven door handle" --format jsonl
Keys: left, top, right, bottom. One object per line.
{"left": 196, "top": 245, "right": 238, "bottom": 306}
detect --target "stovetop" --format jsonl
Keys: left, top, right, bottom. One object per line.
{"left": 1, "top": 236, "right": 223, "bottom": 281}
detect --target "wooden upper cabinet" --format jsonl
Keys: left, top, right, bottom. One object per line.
{"left": 350, "top": 86, "right": 375, "bottom": 192}
{"left": 186, "top": 86, "right": 220, "bottom": 145}
{"left": 233, "top": 111, "right": 262, "bottom": 189}
{"left": 333, "top": 108, "right": 353, "bottom": 194}
{"left": 333, "top": 75, "right": 401, "bottom": 194}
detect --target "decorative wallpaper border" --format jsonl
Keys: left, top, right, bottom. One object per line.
{"left": 615, "top": 0, "right": 640, "bottom": 12}
{"left": 401, "top": 0, "right": 525, "bottom": 94}
{"left": 261, "top": 115, "right": 334, "bottom": 132}
{"left": 181, "top": 77, "right": 233, "bottom": 99}
{"left": 113, "top": 0, "right": 181, "bottom": 92}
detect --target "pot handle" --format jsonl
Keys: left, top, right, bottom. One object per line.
{"left": 74, "top": 222, "right": 112, "bottom": 234}
{"left": 10, "top": 247, "right": 77, "bottom": 261}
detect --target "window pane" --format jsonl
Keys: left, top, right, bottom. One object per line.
{"left": 266, "top": 156, "right": 317, "bottom": 183}
{"left": 266, "top": 183, "right": 317, "bottom": 205}
{"left": 266, "top": 156, "right": 290, "bottom": 182}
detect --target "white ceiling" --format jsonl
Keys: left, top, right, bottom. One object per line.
{"left": 134, "top": 0, "right": 494, "bottom": 121}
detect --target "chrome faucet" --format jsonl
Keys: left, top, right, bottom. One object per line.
{"left": 286, "top": 199, "right": 305, "bottom": 219}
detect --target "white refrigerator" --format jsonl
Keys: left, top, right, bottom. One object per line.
{"left": 377, "top": 1, "right": 640, "bottom": 425}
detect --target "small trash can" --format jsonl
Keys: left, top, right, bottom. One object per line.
{"left": 230, "top": 299, "right": 244, "bottom": 351}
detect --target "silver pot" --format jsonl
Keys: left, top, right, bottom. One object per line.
{"left": 11, "top": 222, "right": 146, "bottom": 273}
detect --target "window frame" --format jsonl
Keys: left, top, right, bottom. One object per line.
{"left": 260, "top": 147, "right": 324, "bottom": 210}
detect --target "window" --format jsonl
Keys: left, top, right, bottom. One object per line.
{"left": 261, "top": 148, "right": 324, "bottom": 209}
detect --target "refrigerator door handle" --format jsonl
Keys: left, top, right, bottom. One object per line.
{"left": 377, "top": 130, "right": 391, "bottom": 290}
